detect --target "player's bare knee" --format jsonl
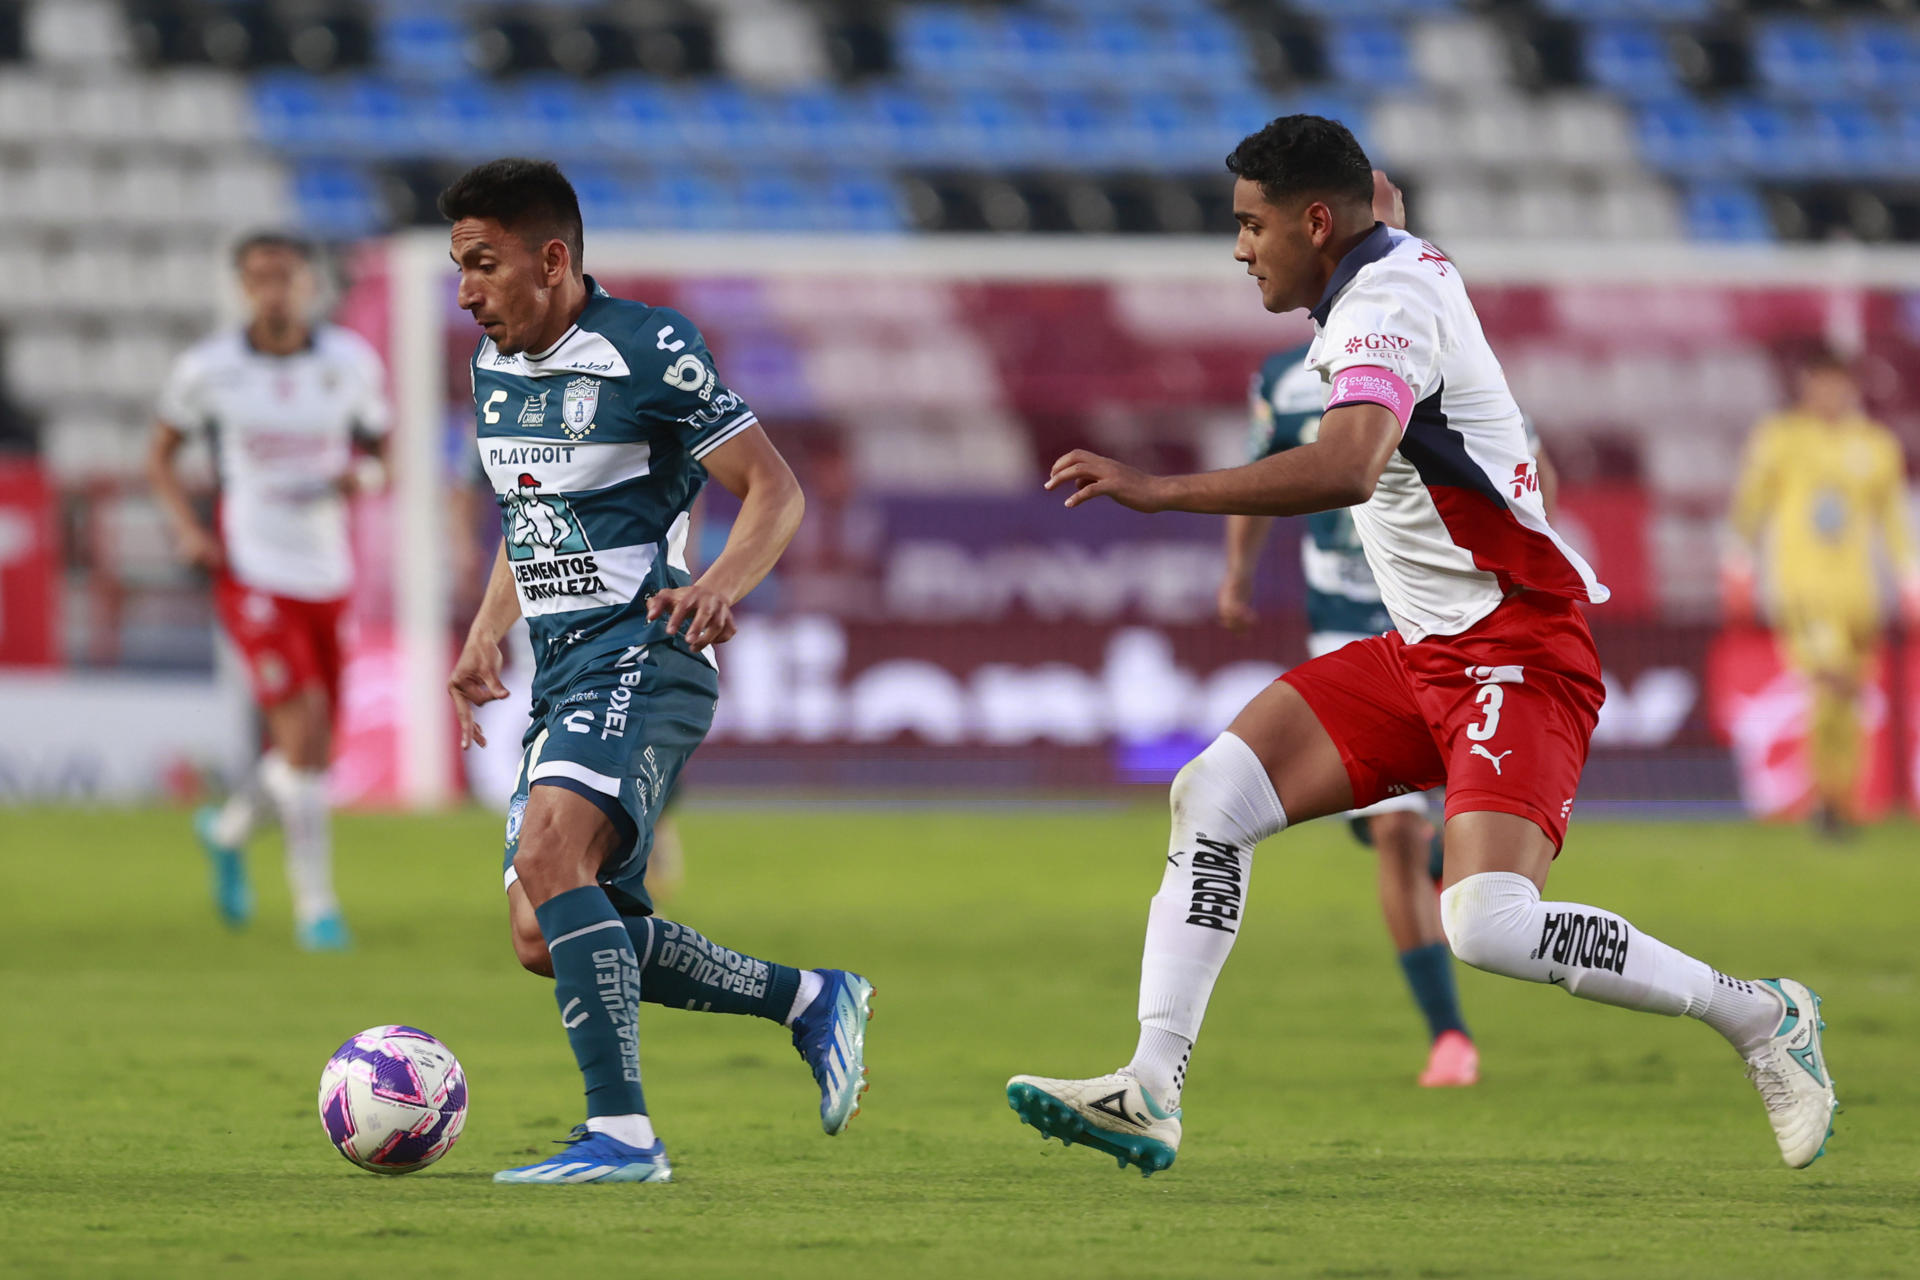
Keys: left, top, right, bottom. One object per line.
{"left": 1370, "top": 811, "right": 1427, "bottom": 862}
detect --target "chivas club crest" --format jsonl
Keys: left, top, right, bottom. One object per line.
{"left": 560, "top": 376, "right": 599, "bottom": 440}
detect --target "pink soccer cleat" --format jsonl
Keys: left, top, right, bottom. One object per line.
{"left": 1418, "top": 1030, "right": 1479, "bottom": 1088}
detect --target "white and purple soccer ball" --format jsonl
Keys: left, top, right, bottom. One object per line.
{"left": 318, "top": 1025, "right": 468, "bottom": 1175}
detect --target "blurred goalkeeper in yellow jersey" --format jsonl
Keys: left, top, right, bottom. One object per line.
{"left": 1727, "top": 348, "right": 1919, "bottom": 839}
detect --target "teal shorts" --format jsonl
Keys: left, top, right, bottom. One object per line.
{"left": 502, "top": 640, "right": 717, "bottom": 916}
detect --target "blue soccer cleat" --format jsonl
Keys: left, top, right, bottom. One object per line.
{"left": 494, "top": 1124, "right": 673, "bottom": 1184}
{"left": 296, "top": 911, "right": 353, "bottom": 952}
{"left": 194, "top": 805, "right": 252, "bottom": 929}
{"left": 791, "top": 969, "right": 873, "bottom": 1135}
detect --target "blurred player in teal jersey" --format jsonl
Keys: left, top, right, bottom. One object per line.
{"left": 439, "top": 159, "right": 871, "bottom": 1185}
{"left": 1219, "top": 172, "right": 1473, "bottom": 1087}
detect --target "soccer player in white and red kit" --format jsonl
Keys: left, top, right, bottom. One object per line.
{"left": 148, "top": 232, "right": 389, "bottom": 950}
{"left": 1008, "top": 117, "right": 1837, "bottom": 1174}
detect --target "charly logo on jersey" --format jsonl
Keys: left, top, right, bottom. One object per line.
{"left": 560, "top": 376, "right": 599, "bottom": 440}
{"left": 518, "top": 390, "right": 548, "bottom": 429}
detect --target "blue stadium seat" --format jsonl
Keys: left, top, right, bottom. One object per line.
{"left": 1158, "top": 10, "right": 1254, "bottom": 87}
{"left": 1753, "top": 20, "right": 1849, "bottom": 100}
{"left": 774, "top": 87, "right": 861, "bottom": 159}
{"left": 375, "top": 12, "right": 468, "bottom": 81}
{"left": 949, "top": 88, "right": 1047, "bottom": 168}
{"left": 1635, "top": 98, "right": 1725, "bottom": 175}
{"left": 678, "top": 82, "right": 782, "bottom": 161}
{"left": 998, "top": 11, "right": 1075, "bottom": 82}
{"left": 736, "top": 168, "right": 818, "bottom": 230}
{"left": 516, "top": 77, "right": 597, "bottom": 158}
{"left": 894, "top": 7, "right": 994, "bottom": 84}
{"left": 1847, "top": 21, "right": 1920, "bottom": 100}
{"left": 416, "top": 81, "right": 523, "bottom": 158}
{"left": 333, "top": 77, "right": 421, "bottom": 158}
{"left": 1584, "top": 23, "right": 1677, "bottom": 100}
{"left": 857, "top": 85, "right": 953, "bottom": 166}
{"left": 596, "top": 77, "right": 687, "bottom": 156}
{"left": 1125, "top": 91, "right": 1215, "bottom": 173}
{"left": 1683, "top": 182, "right": 1773, "bottom": 242}
{"left": 1289, "top": 0, "right": 1458, "bottom": 14}
{"left": 1324, "top": 24, "right": 1412, "bottom": 86}
{"left": 1721, "top": 99, "right": 1813, "bottom": 178}
{"left": 634, "top": 170, "right": 736, "bottom": 231}
{"left": 821, "top": 170, "right": 908, "bottom": 233}
{"left": 250, "top": 72, "right": 331, "bottom": 152}
{"left": 567, "top": 166, "right": 642, "bottom": 230}
{"left": 1808, "top": 103, "right": 1894, "bottom": 179}
{"left": 291, "top": 162, "right": 384, "bottom": 239}
{"left": 1036, "top": 89, "right": 1129, "bottom": 170}
{"left": 1894, "top": 106, "right": 1920, "bottom": 176}
{"left": 1540, "top": 0, "right": 1710, "bottom": 18}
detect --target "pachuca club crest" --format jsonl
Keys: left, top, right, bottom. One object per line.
{"left": 560, "top": 376, "right": 599, "bottom": 440}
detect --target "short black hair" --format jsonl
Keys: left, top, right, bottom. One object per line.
{"left": 232, "top": 230, "right": 314, "bottom": 268}
{"left": 1226, "top": 115, "right": 1374, "bottom": 210}
{"left": 1799, "top": 344, "right": 1854, "bottom": 378}
{"left": 437, "top": 158, "right": 584, "bottom": 272}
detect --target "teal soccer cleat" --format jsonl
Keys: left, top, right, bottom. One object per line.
{"left": 494, "top": 1125, "right": 673, "bottom": 1184}
{"left": 194, "top": 806, "right": 252, "bottom": 929}
{"left": 1744, "top": 978, "right": 1837, "bottom": 1169}
{"left": 791, "top": 969, "right": 873, "bottom": 1135}
{"left": 297, "top": 911, "right": 353, "bottom": 952}
{"left": 1007, "top": 1070, "right": 1182, "bottom": 1177}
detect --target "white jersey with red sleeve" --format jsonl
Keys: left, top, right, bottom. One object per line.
{"left": 1304, "top": 224, "right": 1606, "bottom": 642}
{"left": 158, "top": 324, "right": 389, "bottom": 601}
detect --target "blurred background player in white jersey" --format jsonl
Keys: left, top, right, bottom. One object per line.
{"left": 147, "top": 232, "right": 390, "bottom": 951}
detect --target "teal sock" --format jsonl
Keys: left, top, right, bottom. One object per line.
{"left": 627, "top": 917, "right": 803, "bottom": 1022}
{"left": 1398, "top": 942, "right": 1469, "bottom": 1040}
{"left": 535, "top": 885, "right": 645, "bottom": 1117}
{"left": 1427, "top": 829, "right": 1446, "bottom": 883}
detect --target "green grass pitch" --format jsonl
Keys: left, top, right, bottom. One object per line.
{"left": 2, "top": 804, "right": 1916, "bottom": 1279}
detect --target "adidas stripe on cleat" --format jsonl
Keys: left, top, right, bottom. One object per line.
{"left": 493, "top": 1125, "right": 673, "bottom": 1184}
{"left": 1006, "top": 1071, "right": 1180, "bottom": 1178}
{"left": 791, "top": 969, "right": 874, "bottom": 1136}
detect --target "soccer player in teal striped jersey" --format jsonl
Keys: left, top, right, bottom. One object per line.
{"left": 441, "top": 159, "right": 872, "bottom": 1185}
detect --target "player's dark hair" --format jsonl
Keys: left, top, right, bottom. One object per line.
{"left": 437, "top": 158, "right": 585, "bottom": 274}
{"left": 1799, "top": 344, "right": 1853, "bottom": 378}
{"left": 232, "top": 230, "right": 315, "bottom": 268}
{"left": 1226, "top": 115, "right": 1374, "bottom": 211}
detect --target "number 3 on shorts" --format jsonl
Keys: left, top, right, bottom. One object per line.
{"left": 1465, "top": 684, "right": 1503, "bottom": 741}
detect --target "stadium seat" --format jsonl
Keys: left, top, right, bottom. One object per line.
{"left": 893, "top": 7, "right": 994, "bottom": 84}
{"left": 1808, "top": 103, "right": 1894, "bottom": 180}
{"left": 678, "top": 82, "right": 783, "bottom": 163}
{"left": 1289, "top": 0, "right": 1458, "bottom": 15}
{"left": 1540, "top": 0, "right": 1711, "bottom": 18}
{"left": 333, "top": 76, "right": 423, "bottom": 159}
{"left": 1752, "top": 20, "right": 1849, "bottom": 101}
{"left": 596, "top": 76, "right": 688, "bottom": 157}
{"left": 1846, "top": 21, "right": 1920, "bottom": 101}
{"left": 1123, "top": 92, "right": 1216, "bottom": 174}
{"left": 1324, "top": 24, "right": 1413, "bottom": 86}
{"left": 249, "top": 71, "right": 332, "bottom": 152}
{"left": 1410, "top": 19, "right": 1518, "bottom": 95}
{"left": 1683, "top": 181, "right": 1773, "bottom": 242}
{"left": 1036, "top": 89, "right": 1129, "bottom": 171}
{"left": 856, "top": 84, "right": 953, "bottom": 167}
{"left": 291, "top": 162, "right": 385, "bottom": 239}
{"left": 375, "top": 12, "right": 468, "bottom": 81}
{"left": 821, "top": 170, "right": 908, "bottom": 233}
{"left": 1635, "top": 98, "right": 1724, "bottom": 176}
{"left": 1583, "top": 23, "right": 1678, "bottom": 100}
{"left": 949, "top": 88, "right": 1047, "bottom": 169}
{"left": 1720, "top": 99, "right": 1813, "bottom": 179}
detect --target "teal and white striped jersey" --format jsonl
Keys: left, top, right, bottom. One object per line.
{"left": 472, "top": 276, "right": 756, "bottom": 700}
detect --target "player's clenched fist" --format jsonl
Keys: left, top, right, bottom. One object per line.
{"left": 448, "top": 635, "right": 510, "bottom": 749}
{"left": 648, "top": 583, "right": 737, "bottom": 651}
{"left": 1045, "top": 449, "right": 1168, "bottom": 512}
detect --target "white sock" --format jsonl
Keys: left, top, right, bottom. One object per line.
{"left": 1127, "top": 733, "right": 1288, "bottom": 1108}
{"left": 585, "top": 1113, "right": 657, "bottom": 1148}
{"left": 1440, "top": 872, "right": 1785, "bottom": 1054}
{"left": 262, "top": 758, "right": 337, "bottom": 926}
{"left": 786, "top": 969, "right": 824, "bottom": 1026}
{"left": 211, "top": 752, "right": 280, "bottom": 848}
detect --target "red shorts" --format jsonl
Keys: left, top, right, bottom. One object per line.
{"left": 213, "top": 574, "right": 348, "bottom": 716}
{"left": 1279, "top": 592, "right": 1606, "bottom": 849}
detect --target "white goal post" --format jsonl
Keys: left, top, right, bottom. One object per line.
{"left": 384, "top": 230, "right": 1920, "bottom": 808}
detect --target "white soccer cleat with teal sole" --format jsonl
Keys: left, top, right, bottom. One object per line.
{"left": 1006, "top": 1070, "right": 1181, "bottom": 1177}
{"left": 1744, "top": 978, "right": 1836, "bottom": 1169}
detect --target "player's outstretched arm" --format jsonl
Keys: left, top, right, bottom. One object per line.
{"left": 648, "top": 425, "right": 803, "bottom": 651}
{"left": 448, "top": 542, "right": 518, "bottom": 749}
{"left": 1218, "top": 514, "right": 1274, "bottom": 630}
{"left": 1047, "top": 402, "right": 1401, "bottom": 518}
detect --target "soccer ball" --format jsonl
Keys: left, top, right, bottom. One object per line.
{"left": 317, "top": 1025, "right": 468, "bottom": 1175}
